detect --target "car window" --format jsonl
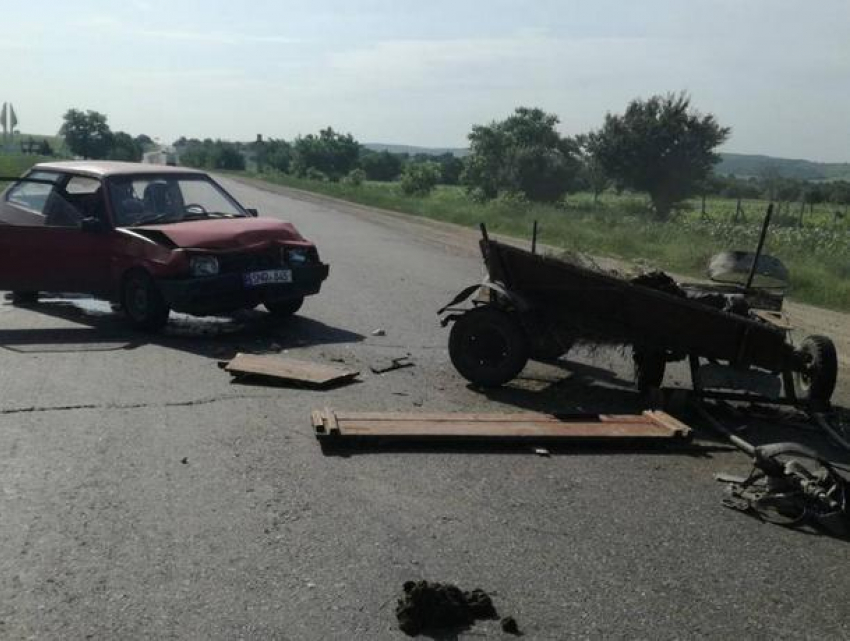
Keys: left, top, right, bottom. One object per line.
{"left": 39, "top": 175, "right": 106, "bottom": 228}
{"left": 4, "top": 171, "right": 61, "bottom": 214}
{"left": 108, "top": 174, "right": 246, "bottom": 226}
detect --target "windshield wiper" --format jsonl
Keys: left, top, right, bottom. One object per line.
{"left": 133, "top": 213, "right": 174, "bottom": 226}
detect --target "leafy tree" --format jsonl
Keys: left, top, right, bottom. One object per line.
{"left": 207, "top": 141, "right": 245, "bottom": 170}
{"left": 401, "top": 161, "right": 442, "bottom": 196}
{"left": 342, "top": 168, "right": 366, "bottom": 186}
{"left": 435, "top": 153, "right": 464, "bottom": 185}
{"left": 134, "top": 134, "right": 154, "bottom": 150}
{"left": 360, "top": 150, "right": 403, "bottom": 181}
{"left": 575, "top": 134, "right": 609, "bottom": 203}
{"left": 261, "top": 138, "right": 293, "bottom": 173}
{"left": 291, "top": 127, "right": 360, "bottom": 181}
{"left": 589, "top": 93, "right": 730, "bottom": 220}
{"left": 60, "top": 109, "right": 113, "bottom": 159}
{"left": 462, "top": 107, "right": 580, "bottom": 202}
{"left": 108, "top": 131, "right": 143, "bottom": 162}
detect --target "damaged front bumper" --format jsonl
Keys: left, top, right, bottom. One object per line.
{"left": 157, "top": 262, "right": 329, "bottom": 315}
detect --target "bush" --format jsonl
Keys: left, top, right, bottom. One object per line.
{"left": 305, "top": 167, "right": 329, "bottom": 182}
{"left": 343, "top": 168, "right": 366, "bottom": 186}
{"left": 401, "top": 162, "right": 441, "bottom": 196}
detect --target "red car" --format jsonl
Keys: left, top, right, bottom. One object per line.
{"left": 0, "top": 161, "right": 329, "bottom": 330}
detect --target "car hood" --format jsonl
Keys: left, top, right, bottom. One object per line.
{"left": 136, "top": 217, "right": 306, "bottom": 250}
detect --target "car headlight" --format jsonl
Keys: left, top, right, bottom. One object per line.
{"left": 190, "top": 255, "right": 219, "bottom": 277}
{"left": 284, "top": 247, "right": 310, "bottom": 266}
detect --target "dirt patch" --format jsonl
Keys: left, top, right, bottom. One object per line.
{"left": 395, "top": 580, "right": 498, "bottom": 636}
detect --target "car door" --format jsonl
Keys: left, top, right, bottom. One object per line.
{"left": 36, "top": 174, "right": 115, "bottom": 296}
{"left": 0, "top": 170, "right": 64, "bottom": 292}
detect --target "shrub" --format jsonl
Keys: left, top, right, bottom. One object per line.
{"left": 343, "top": 168, "right": 366, "bottom": 186}
{"left": 401, "top": 162, "right": 442, "bottom": 196}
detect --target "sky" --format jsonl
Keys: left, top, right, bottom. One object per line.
{"left": 2, "top": 0, "right": 849, "bottom": 161}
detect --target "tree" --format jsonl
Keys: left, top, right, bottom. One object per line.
{"left": 207, "top": 141, "right": 245, "bottom": 170}
{"left": 291, "top": 127, "right": 360, "bottom": 181}
{"left": 360, "top": 150, "right": 403, "bottom": 181}
{"left": 575, "top": 134, "right": 609, "bottom": 203}
{"left": 462, "top": 107, "right": 580, "bottom": 202}
{"left": 109, "top": 131, "right": 143, "bottom": 162}
{"left": 589, "top": 93, "right": 730, "bottom": 220}
{"left": 435, "top": 153, "right": 464, "bottom": 185}
{"left": 134, "top": 134, "right": 154, "bottom": 150}
{"left": 260, "top": 138, "right": 293, "bottom": 173}
{"left": 59, "top": 109, "right": 113, "bottom": 159}
{"left": 401, "top": 162, "right": 441, "bottom": 196}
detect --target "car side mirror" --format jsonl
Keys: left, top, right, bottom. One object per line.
{"left": 246, "top": 208, "right": 258, "bottom": 217}
{"left": 80, "top": 216, "right": 106, "bottom": 233}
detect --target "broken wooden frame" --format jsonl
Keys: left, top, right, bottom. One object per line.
{"left": 312, "top": 408, "right": 691, "bottom": 446}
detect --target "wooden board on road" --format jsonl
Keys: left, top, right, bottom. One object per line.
{"left": 224, "top": 353, "right": 359, "bottom": 388}
{"left": 312, "top": 408, "right": 691, "bottom": 443}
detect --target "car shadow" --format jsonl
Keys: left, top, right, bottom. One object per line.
{"left": 0, "top": 296, "right": 364, "bottom": 359}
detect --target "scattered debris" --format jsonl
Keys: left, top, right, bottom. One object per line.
{"left": 533, "top": 447, "right": 550, "bottom": 457}
{"left": 221, "top": 353, "right": 359, "bottom": 388}
{"left": 371, "top": 328, "right": 386, "bottom": 337}
{"left": 180, "top": 457, "right": 188, "bottom": 465}
{"left": 370, "top": 354, "right": 414, "bottom": 374}
{"left": 395, "top": 581, "right": 497, "bottom": 636}
{"left": 312, "top": 408, "right": 691, "bottom": 445}
{"left": 501, "top": 616, "right": 520, "bottom": 635}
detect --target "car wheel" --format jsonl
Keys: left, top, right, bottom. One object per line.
{"left": 797, "top": 335, "right": 838, "bottom": 408}
{"left": 448, "top": 306, "right": 530, "bottom": 387}
{"left": 10, "top": 291, "right": 39, "bottom": 305}
{"left": 122, "top": 270, "right": 170, "bottom": 331}
{"left": 265, "top": 296, "right": 304, "bottom": 318}
{"left": 633, "top": 348, "right": 666, "bottom": 393}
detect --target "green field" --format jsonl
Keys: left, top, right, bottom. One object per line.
{"left": 239, "top": 171, "right": 850, "bottom": 311}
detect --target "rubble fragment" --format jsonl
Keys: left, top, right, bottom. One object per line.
{"left": 395, "top": 581, "right": 497, "bottom": 636}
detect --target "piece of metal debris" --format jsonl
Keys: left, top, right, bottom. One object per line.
{"left": 534, "top": 447, "right": 550, "bottom": 457}
{"left": 371, "top": 328, "right": 386, "bottom": 337}
{"left": 370, "top": 355, "right": 414, "bottom": 374}
{"left": 222, "top": 353, "right": 359, "bottom": 388}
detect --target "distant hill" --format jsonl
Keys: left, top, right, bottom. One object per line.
{"left": 716, "top": 152, "right": 850, "bottom": 181}
{"left": 364, "top": 143, "right": 468, "bottom": 157}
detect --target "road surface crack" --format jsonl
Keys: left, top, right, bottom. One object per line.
{"left": 0, "top": 393, "right": 276, "bottom": 415}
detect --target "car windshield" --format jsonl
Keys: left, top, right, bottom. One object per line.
{"left": 107, "top": 174, "right": 247, "bottom": 227}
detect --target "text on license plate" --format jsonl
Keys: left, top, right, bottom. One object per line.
{"left": 243, "top": 269, "right": 293, "bottom": 287}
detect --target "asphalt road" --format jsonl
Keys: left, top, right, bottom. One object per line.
{"left": 0, "top": 177, "right": 847, "bottom": 640}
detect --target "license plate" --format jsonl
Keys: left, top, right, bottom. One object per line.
{"left": 243, "top": 269, "right": 292, "bottom": 287}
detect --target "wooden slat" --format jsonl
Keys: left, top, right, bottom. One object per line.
{"left": 313, "top": 408, "right": 690, "bottom": 442}
{"left": 225, "top": 353, "right": 358, "bottom": 387}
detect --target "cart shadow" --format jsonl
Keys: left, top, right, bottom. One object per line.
{"left": 0, "top": 296, "right": 364, "bottom": 359}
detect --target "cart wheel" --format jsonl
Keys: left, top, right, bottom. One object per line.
{"left": 633, "top": 348, "right": 666, "bottom": 393}
{"left": 797, "top": 335, "right": 838, "bottom": 408}
{"left": 449, "top": 306, "right": 529, "bottom": 387}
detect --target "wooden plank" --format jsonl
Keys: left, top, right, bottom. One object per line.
{"left": 225, "top": 353, "right": 359, "bottom": 387}
{"left": 313, "top": 409, "right": 691, "bottom": 442}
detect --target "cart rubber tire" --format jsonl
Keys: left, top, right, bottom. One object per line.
{"left": 449, "top": 306, "right": 529, "bottom": 387}
{"left": 265, "top": 296, "right": 304, "bottom": 318}
{"left": 11, "top": 291, "right": 38, "bottom": 305}
{"left": 634, "top": 348, "right": 666, "bottom": 393}
{"left": 122, "top": 270, "right": 170, "bottom": 332}
{"left": 797, "top": 335, "right": 838, "bottom": 407}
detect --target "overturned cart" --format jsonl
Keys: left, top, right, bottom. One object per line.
{"left": 439, "top": 224, "right": 838, "bottom": 409}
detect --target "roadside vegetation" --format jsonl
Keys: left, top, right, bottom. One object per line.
{"left": 221, "top": 92, "right": 848, "bottom": 311}
{"left": 237, "top": 172, "right": 849, "bottom": 311}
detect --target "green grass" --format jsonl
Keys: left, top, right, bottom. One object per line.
{"left": 229, "top": 170, "right": 848, "bottom": 311}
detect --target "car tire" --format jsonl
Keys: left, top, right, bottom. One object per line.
{"left": 10, "top": 291, "right": 39, "bottom": 305}
{"left": 122, "top": 270, "right": 170, "bottom": 332}
{"left": 797, "top": 335, "right": 838, "bottom": 408}
{"left": 448, "top": 306, "right": 530, "bottom": 387}
{"left": 265, "top": 296, "right": 304, "bottom": 318}
{"left": 634, "top": 348, "right": 666, "bottom": 393}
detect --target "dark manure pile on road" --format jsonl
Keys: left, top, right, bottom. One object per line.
{"left": 395, "top": 580, "right": 506, "bottom": 636}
